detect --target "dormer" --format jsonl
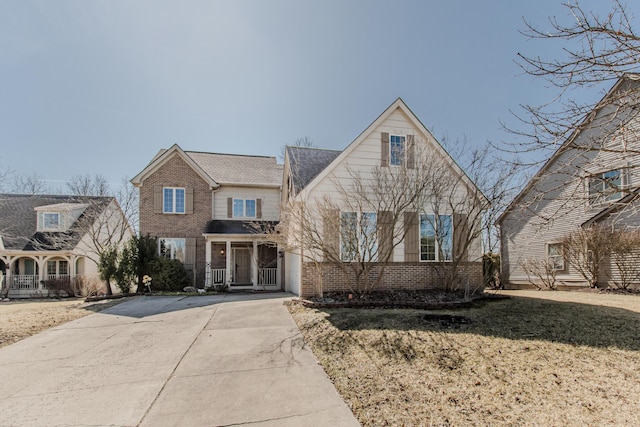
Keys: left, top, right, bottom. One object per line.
{"left": 35, "top": 203, "right": 89, "bottom": 232}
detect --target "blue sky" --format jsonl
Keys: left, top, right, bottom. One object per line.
{"left": 0, "top": 0, "right": 623, "bottom": 190}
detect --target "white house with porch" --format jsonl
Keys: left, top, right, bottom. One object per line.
{"left": 0, "top": 194, "right": 133, "bottom": 298}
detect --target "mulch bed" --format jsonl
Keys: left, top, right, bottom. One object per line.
{"left": 293, "top": 289, "right": 509, "bottom": 309}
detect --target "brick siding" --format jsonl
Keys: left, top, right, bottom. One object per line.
{"left": 300, "top": 262, "right": 483, "bottom": 297}
{"left": 139, "top": 153, "right": 211, "bottom": 287}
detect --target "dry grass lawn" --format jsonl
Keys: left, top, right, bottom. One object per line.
{"left": 289, "top": 290, "right": 640, "bottom": 426}
{"left": 0, "top": 298, "right": 126, "bottom": 348}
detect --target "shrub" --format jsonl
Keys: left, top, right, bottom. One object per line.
{"left": 482, "top": 252, "right": 501, "bottom": 289}
{"left": 151, "top": 258, "right": 191, "bottom": 292}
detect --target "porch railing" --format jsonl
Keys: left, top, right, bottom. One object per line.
{"left": 210, "top": 269, "right": 226, "bottom": 284}
{"left": 258, "top": 268, "right": 278, "bottom": 286}
{"left": 10, "top": 275, "right": 39, "bottom": 290}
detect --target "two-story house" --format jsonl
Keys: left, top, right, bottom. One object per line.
{"left": 131, "top": 146, "right": 283, "bottom": 290}
{"left": 499, "top": 73, "right": 640, "bottom": 289}
{"left": 134, "top": 99, "right": 485, "bottom": 297}
{"left": 0, "top": 194, "right": 133, "bottom": 297}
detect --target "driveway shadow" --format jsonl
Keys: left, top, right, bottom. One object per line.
{"left": 317, "top": 295, "right": 640, "bottom": 351}
{"left": 97, "top": 292, "right": 292, "bottom": 319}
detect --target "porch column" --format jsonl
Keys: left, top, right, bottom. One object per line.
{"left": 205, "top": 239, "right": 211, "bottom": 287}
{"left": 225, "top": 240, "right": 232, "bottom": 285}
{"left": 37, "top": 256, "right": 45, "bottom": 291}
{"left": 252, "top": 240, "right": 258, "bottom": 287}
{"left": 276, "top": 245, "right": 282, "bottom": 288}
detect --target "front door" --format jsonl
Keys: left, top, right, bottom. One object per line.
{"left": 234, "top": 248, "right": 251, "bottom": 284}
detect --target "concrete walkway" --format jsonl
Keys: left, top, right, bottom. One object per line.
{"left": 0, "top": 293, "right": 360, "bottom": 427}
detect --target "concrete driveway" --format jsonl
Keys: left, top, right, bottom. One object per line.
{"left": 0, "top": 293, "right": 360, "bottom": 427}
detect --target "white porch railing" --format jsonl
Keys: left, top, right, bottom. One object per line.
{"left": 210, "top": 269, "right": 226, "bottom": 284}
{"left": 258, "top": 268, "right": 278, "bottom": 286}
{"left": 46, "top": 274, "right": 71, "bottom": 282}
{"left": 10, "top": 275, "right": 39, "bottom": 290}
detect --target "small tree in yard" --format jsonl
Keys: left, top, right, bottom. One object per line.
{"left": 520, "top": 258, "right": 559, "bottom": 290}
{"left": 610, "top": 228, "right": 640, "bottom": 289}
{"left": 98, "top": 245, "right": 118, "bottom": 295}
{"left": 562, "top": 224, "right": 613, "bottom": 288}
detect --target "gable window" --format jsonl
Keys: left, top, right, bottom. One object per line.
{"left": 159, "top": 238, "right": 185, "bottom": 262}
{"left": 390, "top": 135, "right": 406, "bottom": 166}
{"left": 340, "top": 211, "right": 377, "bottom": 262}
{"left": 547, "top": 243, "right": 564, "bottom": 270}
{"left": 163, "top": 187, "right": 185, "bottom": 214}
{"left": 233, "top": 198, "right": 256, "bottom": 218}
{"left": 588, "top": 169, "right": 624, "bottom": 205}
{"left": 420, "top": 214, "right": 453, "bottom": 262}
{"left": 43, "top": 212, "right": 60, "bottom": 230}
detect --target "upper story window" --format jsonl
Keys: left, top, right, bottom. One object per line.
{"left": 420, "top": 214, "right": 452, "bottom": 262}
{"left": 588, "top": 169, "right": 624, "bottom": 205}
{"left": 159, "top": 238, "right": 185, "bottom": 262}
{"left": 164, "top": 187, "right": 185, "bottom": 214}
{"left": 390, "top": 135, "right": 406, "bottom": 166}
{"left": 42, "top": 212, "right": 61, "bottom": 230}
{"left": 547, "top": 242, "right": 564, "bottom": 271}
{"left": 340, "top": 211, "right": 377, "bottom": 262}
{"left": 233, "top": 198, "right": 256, "bottom": 218}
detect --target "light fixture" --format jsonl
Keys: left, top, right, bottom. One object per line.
{"left": 220, "top": 249, "right": 225, "bottom": 255}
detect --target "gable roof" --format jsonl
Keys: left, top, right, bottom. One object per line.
{"left": 187, "top": 151, "right": 282, "bottom": 187}
{"left": 131, "top": 144, "right": 282, "bottom": 188}
{"left": 286, "top": 146, "right": 341, "bottom": 192}
{"left": 581, "top": 188, "right": 640, "bottom": 228}
{"left": 295, "top": 97, "right": 485, "bottom": 201}
{"left": 0, "top": 194, "right": 114, "bottom": 251}
{"left": 498, "top": 73, "right": 640, "bottom": 224}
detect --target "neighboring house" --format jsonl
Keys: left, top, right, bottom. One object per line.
{"left": 0, "top": 194, "right": 133, "bottom": 297}
{"left": 131, "top": 146, "right": 283, "bottom": 290}
{"left": 134, "top": 99, "right": 485, "bottom": 297}
{"left": 282, "top": 98, "right": 485, "bottom": 296}
{"left": 498, "top": 74, "right": 640, "bottom": 289}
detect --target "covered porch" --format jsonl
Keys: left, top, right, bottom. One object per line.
{"left": 1, "top": 253, "right": 82, "bottom": 298}
{"left": 204, "top": 239, "right": 281, "bottom": 290}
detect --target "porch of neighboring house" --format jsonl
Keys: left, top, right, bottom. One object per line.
{"left": 204, "top": 239, "right": 282, "bottom": 290}
{"left": 1, "top": 254, "right": 81, "bottom": 298}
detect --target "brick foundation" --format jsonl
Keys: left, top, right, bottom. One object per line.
{"left": 300, "top": 262, "right": 483, "bottom": 297}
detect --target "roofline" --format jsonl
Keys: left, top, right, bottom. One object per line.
{"left": 217, "top": 182, "right": 281, "bottom": 189}
{"left": 498, "top": 73, "right": 640, "bottom": 224}
{"left": 130, "top": 144, "right": 219, "bottom": 189}
{"left": 580, "top": 188, "right": 640, "bottom": 228}
{"left": 185, "top": 150, "right": 277, "bottom": 160}
{"left": 297, "top": 97, "right": 487, "bottom": 203}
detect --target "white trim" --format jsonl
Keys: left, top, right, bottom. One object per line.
{"left": 418, "top": 213, "right": 454, "bottom": 263}
{"left": 231, "top": 198, "right": 257, "bottom": 219}
{"left": 42, "top": 212, "right": 61, "bottom": 231}
{"left": 163, "top": 187, "right": 186, "bottom": 214}
{"left": 546, "top": 242, "right": 565, "bottom": 271}
{"left": 130, "top": 144, "right": 219, "bottom": 189}
{"left": 389, "top": 134, "right": 406, "bottom": 167}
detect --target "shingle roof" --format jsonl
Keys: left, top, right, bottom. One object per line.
{"left": 286, "top": 146, "right": 342, "bottom": 192}
{"left": 581, "top": 189, "right": 640, "bottom": 228}
{"left": 186, "top": 151, "right": 283, "bottom": 187}
{"left": 0, "top": 194, "right": 113, "bottom": 251}
{"left": 204, "top": 220, "right": 278, "bottom": 235}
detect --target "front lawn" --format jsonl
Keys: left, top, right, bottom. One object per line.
{"left": 289, "top": 290, "right": 640, "bottom": 426}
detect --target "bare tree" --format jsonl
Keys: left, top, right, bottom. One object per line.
{"left": 67, "top": 174, "right": 110, "bottom": 196}
{"left": 11, "top": 172, "right": 48, "bottom": 194}
{"left": 609, "top": 228, "right": 640, "bottom": 289}
{"left": 561, "top": 224, "right": 613, "bottom": 288}
{"left": 273, "top": 141, "right": 500, "bottom": 296}
{"left": 279, "top": 136, "right": 317, "bottom": 162}
{"left": 508, "top": 0, "right": 640, "bottom": 160}
{"left": 519, "top": 258, "right": 558, "bottom": 290}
